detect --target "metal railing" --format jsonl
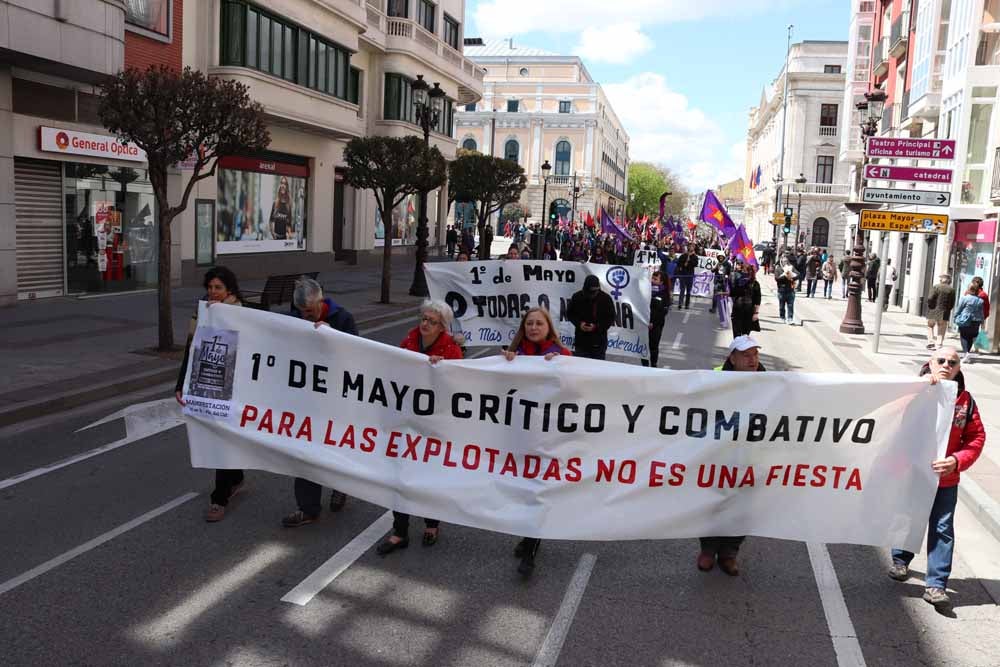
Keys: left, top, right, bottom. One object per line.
{"left": 873, "top": 37, "right": 890, "bottom": 74}
{"left": 991, "top": 147, "right": 1000, "bottom": 202}
{"left": 381, "top": 16, "right": 485, "bottom": 82}
{"left": 788, "top": 182, "right": 851, "bottom": 196}
{"left": 819, "top": 126, "right": 837, "bottom": 137}
{"left": 880, "top": 103, "right": 895, "bottom": 134}
{"left": 890, "top": 11, "right": 909, "bottom": 52}
{"left": 899, "top": 89, "right": 910, "bottom": 122}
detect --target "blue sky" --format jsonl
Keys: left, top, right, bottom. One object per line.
{"left": 467, "top": 0, "right": 850, "bottom": 191}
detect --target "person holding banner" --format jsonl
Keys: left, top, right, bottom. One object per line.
{"left": 888, "top": 348, "right": 986, "bottom": 608}
{"left": 176, "top": 267, "right": 247, "bottom": 523}
{"left": 567, "top": 275, "right": 616, "bottom": 361}
{"left": 282, "top": 278, "right": 359, "bottom": 528}
{"left": 377, "top": 301, "right": 465, "bottom": 556}
{"left": 698, "top": 336, "right": 767, "bottom": 575}
{"left": 502, "top": 308, "right": 572, "bottom": 575}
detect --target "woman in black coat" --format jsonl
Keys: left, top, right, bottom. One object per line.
{"left": 729, "top": 264, "right": 761, "bottom": 338}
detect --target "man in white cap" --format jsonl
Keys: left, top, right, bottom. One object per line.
{"left": 698, "top": 335, "right": 766, "bottom": 575}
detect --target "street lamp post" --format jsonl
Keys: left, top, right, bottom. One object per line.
{"left": 795, "top": 173, "right": 806, "bottom": 249}
{"left": 537, "top": 159, "right": 552, "bottom": 258}
{"left": 408, "top": 74, "right": 446, "bottom": 297}
{"left": 839, "top": 88, "right": 886, "bottom": 334}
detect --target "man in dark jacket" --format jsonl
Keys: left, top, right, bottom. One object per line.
{"left": 642, "top": 270, "right": 670, "bottom": 367}
{"left": 675, "top": 245, "right": 699, "bottom": 309}
{"left": 795, "top": 251, "right": 808, "bottom": 293}
{"left": 567, "top": 274, "right": 616, "bottom": 360}
{"left": 446, "top": 225, "right": 458, "bottom": 258}
{"left": 866, "top": 253, "right": 880, "bottom": 302}
{"left": 925, "top": 274, "right": 956, "bottom": 348}
{"left": 282, "top": 277, "right": 359, "bottom": 528}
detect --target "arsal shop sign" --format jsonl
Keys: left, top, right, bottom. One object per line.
{"left": 39, "top": 126, "right": 146, "bottom": 163}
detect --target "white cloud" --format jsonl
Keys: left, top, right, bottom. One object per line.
{"left": 473, "top": 0, "right": 794, "bottom": 39}
{"left": 602, "top": 73, "right": 745, "bottom": 191}
{"left": 573, "top": 23, "right": 653, "bottom": 64}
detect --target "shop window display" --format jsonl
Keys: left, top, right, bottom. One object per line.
{"left": 216, "top": 160, "right": 307, "bottom": 254}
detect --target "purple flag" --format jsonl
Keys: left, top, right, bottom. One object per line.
{"left": 727, "top": 224, "right": 759, "bottom": 268}
{"left": 658, "top": 192, "right": 670, "bottom": 219}
{"left": 600, "top": 208, "right": 635, "bottom": 242}
{"left": 699, "top": 190, "right": 738, "bottom": 240}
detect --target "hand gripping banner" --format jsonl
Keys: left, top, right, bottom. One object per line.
{"left": 184, "top": 304, "right": 955, "bottom": 550}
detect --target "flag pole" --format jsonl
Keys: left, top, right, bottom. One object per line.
{"left": 775, "top": 24, "right": 793, "bottom": 245}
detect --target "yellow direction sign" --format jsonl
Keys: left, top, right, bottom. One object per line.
{"left": 859, "top": 210, "right": 949, "bottom": 235}
{"left": 771, "top": 212, "right": 798, "bottom": 225}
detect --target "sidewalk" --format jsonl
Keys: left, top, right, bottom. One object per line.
{"left": 0, "top": 259, "right": 432, "bottom": 426}
{"left": 779, "top": 285, "right": 1000, "bottom": 543}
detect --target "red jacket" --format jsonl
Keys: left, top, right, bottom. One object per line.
{"left": 978, "top": 288, "right": 990, "bottom": 320}
{"left": 921, "top": 365, "right": 987, "bottom": 487}
{"left": 517, "top": 339, "right": 572, "bottom": 357}
{"left": 401, "top": 328, "right": 464, "bottom": 360}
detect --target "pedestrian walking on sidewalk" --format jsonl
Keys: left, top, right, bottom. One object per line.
{"left": 821, "top": 255, "right": 837, "bottom": 299}
{"left": 838, "top": 256, "right": 849, "bottom": 298}
{"left": 567, "top": 275, "right": 616, "bottom": 360}
{"left": 925, "top": 275, "right": 956, "bottom": 349}
{"left": 282, "top": 278, "right": 359, "bottom": 528}
{"left": 446, "top": 225, "right": 458, "bottom": 258}
{"left": 866, "top": 254, "right": 880, "bottom": 302}
{"left": 970, "top": 276, "right": 991, "bottom": 322}
{"left": 882, "top": 259, "right": 897, "bottom": 311}
{"left": 698, "top": 336, "right": 766, "bottom": 576}
{"left": 776, "top": 266, "right": 797, "bottom": 325}
{"left": 502, "top": 308, "right": 572, "bottom": 576}
{"left": 175, "top": 266, "right": 247, "bottom": 523}
{"left": 795, "top": 250, "right": 807, "bottom": 294}
{"left": 377, "top": 301, "right": 464, "bottom": 556}
{"left": 953, "top": 284, "right": 986, "bottom": 363}
{"left": 888, "top": 347, "right": 986, "bottom": 608}
{"left": 805, "top": 249, "right": 821, "bottom": 298}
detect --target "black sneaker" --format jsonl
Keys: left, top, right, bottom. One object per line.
{"left": 329, "top": 490, "right": 348, "bottom": 512}
{"left": 281, "top": 510, "right": 319, "bottom": 528}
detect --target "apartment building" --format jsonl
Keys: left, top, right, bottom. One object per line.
{"left": 454, "top": 39, "right": 629, "bottom": 227}
{"left": 745, "top": 41, "right": 851, "bottom": 251}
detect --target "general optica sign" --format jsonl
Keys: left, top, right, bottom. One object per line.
{"left": 39, "top": 126, "right": 146, "bottom": 163}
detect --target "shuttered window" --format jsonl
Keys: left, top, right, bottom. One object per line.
{"left": 14, "top": 158, "right": 64, "bottom": 299}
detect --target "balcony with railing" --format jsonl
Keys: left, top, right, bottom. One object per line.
{"left": 786, "top": 182, "right": 851, "bottom": 197}
{"left": 880, "top": 103, "right": 895, "bottom": 134}
{"left": 819, "top": 125, "right": 838, "bottom": 138}
{"left": 873, "top": 37, "right": 890, "bottom": 77}
{"left": 889, "top": 10, "right": 910, "bottom": 57}
{"left": 990, "top": 147, "right": 1000, "bottom": 203}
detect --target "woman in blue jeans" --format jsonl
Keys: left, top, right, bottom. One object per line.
{"left": 775, "top": 266, "right": 797, "bottom": 325}
{"left": 953, "top": 284, "right": 985, "bottom": 363}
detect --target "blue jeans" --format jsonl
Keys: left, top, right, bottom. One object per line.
{"left": 823, "top": 279, "right": 833, "bottom": 298}
{"left": 807, "top": 279, "right": 818, "bottom": 297}
{"left": 841, "top": 277, "right": 848, "bottom": 298}
{"left": 892, "top": 485, "right": 958, "bottom": 589}
{"left": 778, "top": 288, "right": 795, "bottom": 320}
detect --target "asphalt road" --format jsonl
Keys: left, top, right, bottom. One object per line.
{"left": 1, "top": 292, "right": 998, "bottom": 666}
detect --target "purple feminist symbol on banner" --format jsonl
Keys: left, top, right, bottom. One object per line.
{"left": 605, "top": 266, "right": 630, "bottom": 299}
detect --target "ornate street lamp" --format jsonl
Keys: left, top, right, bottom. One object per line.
{"left": 795, "top": 173, "right": 807, "bottom": 247}
{"left": 409, "top": 75, "right": 446, "bottom": 297}
{"left": 839, "top": 88, "right": 887, "bottom": 334}
{"left": 537, "top": 159, "right": 552, "bottom": 258}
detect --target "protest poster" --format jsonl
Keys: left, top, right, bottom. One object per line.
{"left": 424, "top": 260, "right": 651, "bottom": 359}
{"left": 184, "top": 304, "right": 954, "bottom": 550}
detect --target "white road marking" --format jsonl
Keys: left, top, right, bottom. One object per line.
{"left": 132, "top": 541, "right": 292, "bottom": 648}
{"left": 807, "top": 542, "right": 867, "bottom": 667}
{"left": 0, "top": 492, "right": 198, "bottom": 597}
{"left": 532, "top": 553, "right": 597, "bottom": 667}
{"left": 683, "top": 311, "right": 692, "bottom": 324}
{"left": 671, "top": 332, "right": 684, "bottom": 350}
{"left": 281, "top": 511, "right": 394, "bottom": 606}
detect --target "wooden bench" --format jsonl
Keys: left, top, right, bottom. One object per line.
{"left": 243, "top": 272, "right": 319, "bottom": 310}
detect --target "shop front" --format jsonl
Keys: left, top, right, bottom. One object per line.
{"left": 951, "top": 219, "right": 997, "bottom": 297}
{"left": 16, "top": 125, "right": 157, "bottom": 299}
{"left": 374, "top": 191, "right": 440, "bottom": 248}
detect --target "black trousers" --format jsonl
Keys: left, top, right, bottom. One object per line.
{"left": 210, "top": 469, "right": 244, "bottom": 506}
{"left": 294, "top": 477, "right": 345, "bottom": 517}
{"left": 575, "top": 347, "right": 606, "bottom": 361}
{"left": 699, "top": 536, "right": 745, "bottom": 557}
{"left": 867, "top": 279, "right": 877, "bottom": 302}
{"left": 519, "top": 537, "right": 541, "bottom": 558}
{"left": 392, "top": 512, "right": 439, "bottom": 538}
{"left": 678, "top": 277, "right": 694, "bottom": 308}
{"left": 642, "top": 324, "right": 664, "bottom": 367}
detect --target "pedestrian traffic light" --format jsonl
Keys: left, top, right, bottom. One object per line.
{"left": 782, "top": 213, "right": 792, "bottom": 235}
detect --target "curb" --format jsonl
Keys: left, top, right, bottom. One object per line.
{"left": 958, "top": 477, "right": 1000, "bottom": 544}
{"left": 0, "top": 366, "right": 177, "bottom": 428}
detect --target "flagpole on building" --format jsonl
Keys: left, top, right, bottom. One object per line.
{"left": 775, "top": 24, "right": 793, "bottom": 246}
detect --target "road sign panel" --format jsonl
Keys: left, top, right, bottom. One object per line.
{"left": 866, "top": 138, "right": 956, "bottom": 160}
{"left": 861, "top": 188, "right": 951, "bottom": 207}
{"left": 864, "top": 164, "right": 953, "bottom": 184}
{"left": 771, "top": 212, "right": 798, "bottom": 225}
{"left": 859, "top": 210, "right": 949, "bottom": 235}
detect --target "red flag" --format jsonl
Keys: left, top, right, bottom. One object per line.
{"left": 585, "top": 212, "right": 595, "bottom": 228}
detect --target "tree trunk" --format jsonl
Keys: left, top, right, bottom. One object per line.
{"left": 380, "top": 206, "right": 394, "bottom": 304}
{"left": 151, "top": 168, "right": 174, "bottom": 351}
{"left": 477, "top": 205, "right": 490, "bottom": 260}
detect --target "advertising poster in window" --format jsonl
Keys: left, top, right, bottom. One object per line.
{"left": 216, "top": 156, "right": 308, "bottom": 255}
{"left": 374, "top": 192, "right": 439, "bottom": 247}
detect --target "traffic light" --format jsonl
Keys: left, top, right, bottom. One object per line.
{"left": 782, "top": 215, "right": 792, "bottom": 236}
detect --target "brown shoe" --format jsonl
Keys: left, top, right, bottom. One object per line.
{"left": 697, "top": 552, "right": 715, "bottom": 572}
{"left": 718, "top": 556, "right": 740, "bottom": 576}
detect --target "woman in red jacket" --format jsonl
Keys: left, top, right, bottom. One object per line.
{"left": 503, "top": 307, "right": 572, "bottom": 576}
{"left": 376, "top": 301, "right": 464, "bottom": 556}
{"left": 888, "top": 346, "right": 986, "bottom": 608}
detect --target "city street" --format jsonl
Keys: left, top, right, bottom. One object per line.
{"left": 1, "top": 276, "right": 998, "bottom": 667}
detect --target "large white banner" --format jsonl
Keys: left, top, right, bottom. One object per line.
{"left": 183, "top": 304, "right": 955, "bottom": 550}
{"left": 424, "top": 260, "right": 651, "bottom": 359}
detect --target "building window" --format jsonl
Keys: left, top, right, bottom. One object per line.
{"left": 816, "top": 156, "right": 835, "bottom": 183}
{"left": 462, "top": 138, "right": 477, "bottom": 151}
{"left": 125, "top": 0, "right": 170, "bottom": 38}
{"left": 507, "top": 99, "right": 519, "bottom": 112}
{"left": 220, "top": 1, "right": 356, "bottom": 103}
{"left": 384, "top": 73, "right": 453, "bottom": 135}
{"left": 820, "top": 104, "right": 838, "bottom": 126}
{"left": 417, "top": 0, "right": 435, "bottom": 33}
{"left": 443, "top": 15, "right": 460, "bottom": 50}
{"left": 519, "top": 67, "right": 529, "bottom": 76}
{"left": 554, "top": 140, "right": 571, "bottom": 175}
{"left": 559, "top": 100, "right": 572, "bottom": 113}
{"left": 811, "top": 217, "right": 830, "bottom": 247}
{"left": 348, "top": 67, "right": 361, "bottom": 105}
{"left": 434, "top": 99, "right": 455, "bottom": 136}
{"left": 386, "top": 0, "right": 408, "bottom": 18}
{"left": 823, "top": 65, "right": 842, "bottom": 73}
{"left": 504, "top": 139, "right": 519, "bottom": 163}
{"left": 464, "top": 102, "right": 476, "bottom": 111}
